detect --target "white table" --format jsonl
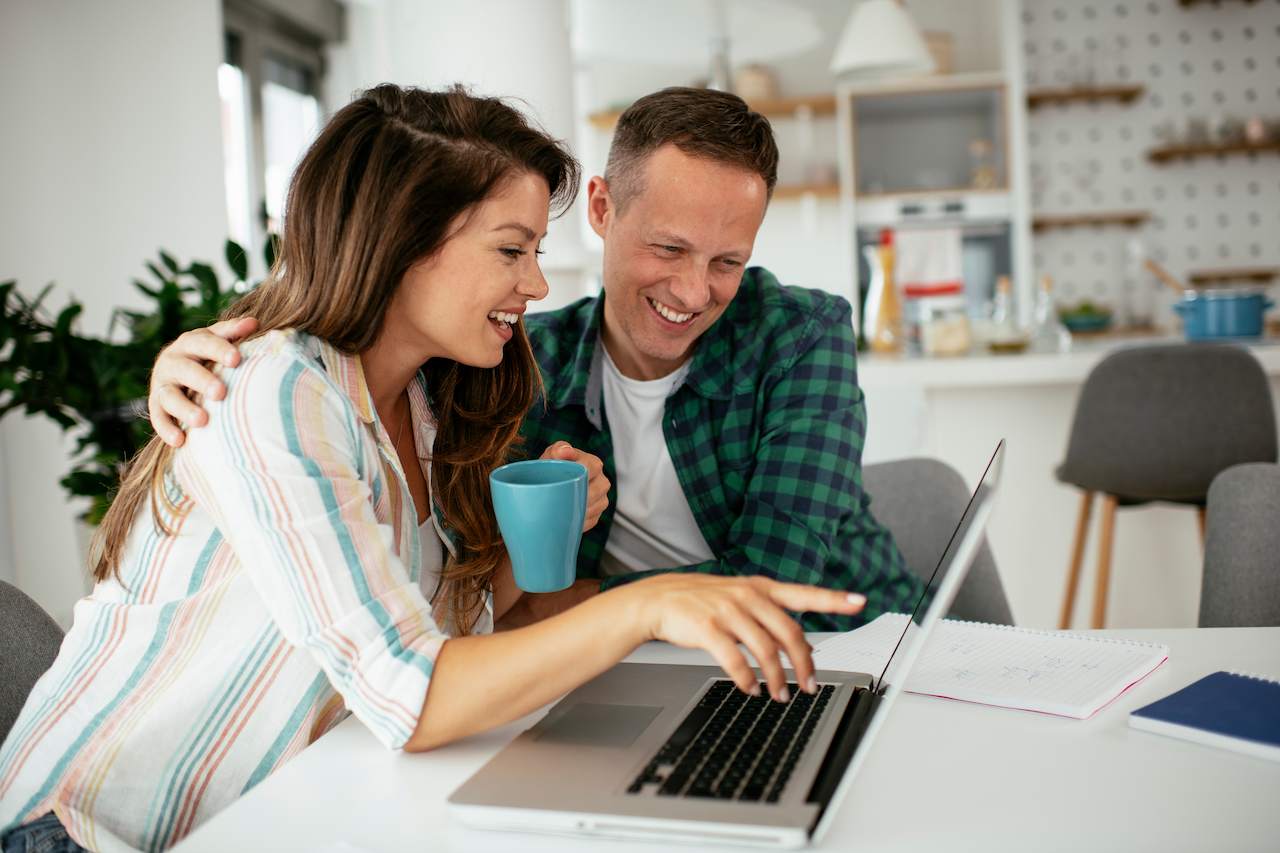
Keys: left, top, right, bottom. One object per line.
{"left": 174, "top": 628, "right": 1280, "bottom": 853}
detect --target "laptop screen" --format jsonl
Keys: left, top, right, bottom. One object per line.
{"left": 809, "top": 439, "right": 1004, "bottom": 842}
{"left": 873, "top": 440, "right": 1005, "bottom": 692}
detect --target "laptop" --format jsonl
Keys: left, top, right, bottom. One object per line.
{"left": 449, "top": 440, "right": 1005, "bottom": 849}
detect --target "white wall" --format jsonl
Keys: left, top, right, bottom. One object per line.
{"left": 0, "top": 0, "right": 228, "bottom": 625}
{"left": 325, "top": 0, "right": 594, "bottom": 312}
{"left": 1022, "top": 0, "right": 1280, "bottom": 318}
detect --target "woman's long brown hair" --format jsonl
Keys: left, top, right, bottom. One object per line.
{"left": 92, "top": 84, "right": 579, "bottom": 634}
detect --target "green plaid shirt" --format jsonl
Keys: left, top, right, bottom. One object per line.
{"left": 520, "top": 267, "right": 923, "bottom": 630}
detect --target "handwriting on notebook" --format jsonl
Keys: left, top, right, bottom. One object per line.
{"left": 812, "top": 613, "right": 1169, "bottom": 719}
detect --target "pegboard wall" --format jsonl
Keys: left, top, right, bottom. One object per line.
{"left": 1020, "top": 0, "right": 1280, "bottom": 324}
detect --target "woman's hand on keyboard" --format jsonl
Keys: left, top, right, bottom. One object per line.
{"left": 629, "top": 575, "right": 865, "bottom": 704}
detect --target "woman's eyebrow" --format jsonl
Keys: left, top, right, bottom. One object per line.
{"left": 491, "top": 223, "right": 543, "bottom": 239}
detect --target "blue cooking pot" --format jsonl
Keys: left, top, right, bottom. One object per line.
{"left": 1173, "top": 288, "right": 1273, "bottom": 340}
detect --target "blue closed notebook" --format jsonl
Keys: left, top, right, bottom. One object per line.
{"left": 1129, "top": 671, "right": 1280, "bottom": 762}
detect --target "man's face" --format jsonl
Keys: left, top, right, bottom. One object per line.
{"left": 588, "top": 144, "right": 768, "bottom": 380}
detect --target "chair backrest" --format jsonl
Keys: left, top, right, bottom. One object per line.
{"left": 1200, "top": 463, "right": 1280, "bottom": 628}
{"left": 0, "top": 581, "right": 64, "bottom": 744}
{"left": 862, "top": 457, "right": 1013, "bottom": 625}
{"left": 1058, "top": 344, "right": 1277, "bottom": 502}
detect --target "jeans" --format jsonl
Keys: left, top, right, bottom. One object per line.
{"left": 0, "top": 813, "right": 88, "bottom": 853}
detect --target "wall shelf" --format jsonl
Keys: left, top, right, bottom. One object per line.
{"left": 1026, "top": 84, "right": 1145, "bottom": 110}
{"left": 1187, "top": 266, "right": 1278, "bottom": 286}
{"left": 773, "top": 183, "right": 839, "bottom": 200}
{"left": 1147, "top": 140, "right": 1280, "bottom": 163}
{"left": 1177, "top": 0, "right": 1262, "bottom": 6}
{"left": 587, "top": 93, "right": 835, "bottom": 131}
{"left": 856, "top": 186, "right": 1010, "bottom": 201}
{"left": 1032, "top": 210, "right": 1151, "bottom": 232}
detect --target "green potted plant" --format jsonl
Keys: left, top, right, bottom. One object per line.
{"left": 0, "top": 239, "right": 270, "bottom": 523}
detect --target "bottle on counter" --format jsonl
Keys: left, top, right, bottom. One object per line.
{"left": 986, "top": 275, "right": 1028, "bottom": 354}
{"left": 863, "top": 228, "right": 903, "bottom": 354}
{"left": 1029, "top": 274, "right": 1072, "bottom": 354}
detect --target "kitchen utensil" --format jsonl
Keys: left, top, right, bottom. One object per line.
{"left": 1173, "top": 287, "right": 1273, "bottom": 341}
{"left": 1144, "top": 258, "right": 1187, "bottom": 294}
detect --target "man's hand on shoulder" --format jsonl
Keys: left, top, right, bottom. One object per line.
{"left": 149, "top": 317, "right": 258, "bottom": 447}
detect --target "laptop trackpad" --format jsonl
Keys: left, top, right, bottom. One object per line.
{"left": 537, "top": 703, "right": 663, "bottom": 749}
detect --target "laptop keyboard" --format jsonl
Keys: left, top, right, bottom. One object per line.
{"left": 626, "top": 679, "right": 836, "bottom": 803}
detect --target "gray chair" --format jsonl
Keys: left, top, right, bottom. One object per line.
{"left": 1057, "top": 344, "right": 1277, "bottom": 629}
{"left": 863, "top": 457, "right": 1013, "bottom": 625}
{"left": 1200, "top": 463, "right": 1280, "bottom": 627}
{"left": 1, "top": 581, "right": 64, "bottom": 743}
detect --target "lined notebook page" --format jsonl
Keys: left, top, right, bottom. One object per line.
{"left": 813, "top": 613, "right": 1169, "bottom": 719}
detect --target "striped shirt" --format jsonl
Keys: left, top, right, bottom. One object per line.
{"left": 0, "top": 330, "right": 481, "bottom": 851}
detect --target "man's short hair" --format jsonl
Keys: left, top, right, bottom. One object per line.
{"left": 604, "top": 87, "right": 779, "bottom": 212}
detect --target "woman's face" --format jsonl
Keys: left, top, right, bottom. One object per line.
{"left": 392, "top": 171, "right": 552, "bottom": 368}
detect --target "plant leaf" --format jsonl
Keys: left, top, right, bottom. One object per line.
{"left": 54, "top": 302, "right": 82, "bottom": 338}
{"left": 263, "top": 233, "right": 279, "bottom": 270}
{"left": 225, "top": 239, "right": 248, "bottom": 282}
{"left": 159, "top": 250, "right": 179, "bottom": 273}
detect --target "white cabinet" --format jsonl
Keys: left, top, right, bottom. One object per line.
{"left": 835, "top": 0, "right": 1034, "bottom": 332}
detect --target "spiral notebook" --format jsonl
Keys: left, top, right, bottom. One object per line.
{"left": 1129, "top": 671, "right": 1280, "bottom": 762}
{"left": 812, "top": 613, "right": 1168, "bottom": 719}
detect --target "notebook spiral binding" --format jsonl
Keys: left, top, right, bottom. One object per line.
{"left": 939, "top": 618, "right": 1170, "bottom": 652}
{"left": 1225, "top": 670, "right": 1280, "bottom": 684}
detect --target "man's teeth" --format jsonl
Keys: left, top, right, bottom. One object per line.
{"left": 648, "top": 297, "right": 694, "bottom": 324}
{"left": 487, "top": 311, "right": 519, "bottom": 325}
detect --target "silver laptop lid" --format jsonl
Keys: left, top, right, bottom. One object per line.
{"left": 810, "top": 439, "right": 1005, "bottom": 843}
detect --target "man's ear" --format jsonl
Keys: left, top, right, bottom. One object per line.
{"left": 586, "top": 176, "right": 612, "bottom": 239}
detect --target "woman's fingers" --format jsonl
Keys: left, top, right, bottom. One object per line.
{"left": 721, "top": 607, "right": 789, "bottom": 702}
{"left": 702, "top": 633, "right": 760, "bottom": 698}
{"left": 540, "top": 440, "right": 574, "bottom": 460}
{"left": 763, "top": 580, "right": 866, "bottom": 617}
{"left": 745, "top": 592, "right": 818, "bottom": 694}
{"left": 541, "top": 443, "right": 610, "bottom": 532}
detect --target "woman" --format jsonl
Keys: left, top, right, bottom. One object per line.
{"left": 0, "top": 85, "right": 862, "bottom": 852}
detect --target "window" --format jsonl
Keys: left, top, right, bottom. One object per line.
{"left": 218, "top": 1, "right": 339, "bottom": 280}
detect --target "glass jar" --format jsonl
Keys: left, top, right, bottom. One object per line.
{"left": 919, "top": 295, "right": 973, "bottom": 357}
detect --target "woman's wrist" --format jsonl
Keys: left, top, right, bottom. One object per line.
{"left": 611, "top": 576, "right": 661, "bottom": 645}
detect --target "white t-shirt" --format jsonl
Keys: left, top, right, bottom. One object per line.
{"left": 599, "top": 347, "right": 715, "bottom": 577}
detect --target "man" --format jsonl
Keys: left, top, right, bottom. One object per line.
{"left": 149, "top": 87, "right": 922, "bottom": 631}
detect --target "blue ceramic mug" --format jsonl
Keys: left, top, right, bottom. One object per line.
{"left": 489, "top": 459, "right": 587, "bottom": 593}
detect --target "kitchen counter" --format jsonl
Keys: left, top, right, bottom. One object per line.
{"left": 858, "top": 335, "right": 1280, "bottom": 389}
{"left": 855, "top": 334, "right": 1280, "bottom": 632}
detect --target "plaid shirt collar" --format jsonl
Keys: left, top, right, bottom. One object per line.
{"left": 545, "top": 289, "right": 738, "bottom": 423}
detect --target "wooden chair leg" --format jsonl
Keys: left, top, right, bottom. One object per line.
{"left": 1059, "top": 491, "right": 1095, "bottom": 629}
{"left": 1091, "top": 495, "right": 1119, "bottom": 629}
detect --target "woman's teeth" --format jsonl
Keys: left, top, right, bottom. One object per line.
{"left": 487, "top": 310, "right": 519, "bottom": 326}
{"left": 647, "top": 297, "right": 694, "bottom": 324}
